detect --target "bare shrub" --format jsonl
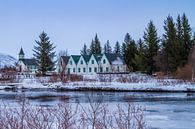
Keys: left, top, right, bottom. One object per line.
{"left": 69, "top": 74, "right": 83, "bottom": 82}
{"left": 114, "top": 103, "right": 146, "bottom": 129}
{"left": 0, "top": 98, "right": 146, "bottom": 129}
{"left": 176, "top": 63, "right": 192, "bottom": 80}
{"left": 79, "top": 97, "right": 112, "bottom": 129}
{"left": 55, "top": 103, "right": 78, "bottom": 129}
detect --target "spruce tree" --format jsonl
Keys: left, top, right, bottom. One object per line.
{"left": 143, "top": 21, "right": 159, "bottom": 75}
{"left": 81, "top": 44, "right": 88, "bottom": 55}
{"left": 104, "top": 40, "right": 112, "bottom": 54}
{"left": 162, "top": 16, "right": 179, "bottom": 73}
{"left": 181, "top": 13, "right": 192, "bottom": 65}
{"left": 123, "top": 33, "right": 138, "bottom": 71}
{"left": 133, "top": 39, "right": 147, "bottom": 72}
{"left": 90, "top": 39, "right": 96, "bottom": 54}
{"left": 114, "top": 41, "right": 121, "bottom": 54}
{"left": 121, "top": 43, "right": 126, "bottom": 56}
{"left": 176, "top": 15, "right": 183, "bottom": 66}
{"left": 33, "top": 31, "right": 56, "bottom": 75}
{"left": 94, "top": 34, "right": 101, "bottom": 54}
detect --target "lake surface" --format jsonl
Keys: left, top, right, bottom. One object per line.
{"left": 0, "top": 90, "right": 195, "bottom": 129}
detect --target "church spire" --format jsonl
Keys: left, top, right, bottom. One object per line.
{"left": 19, "top": 47, "right": 25, "bottom": 60}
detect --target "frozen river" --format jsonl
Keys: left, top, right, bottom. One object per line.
{"left": 0, "top": 90, "right": 195, "bottom": 129}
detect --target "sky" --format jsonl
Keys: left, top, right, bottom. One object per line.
{"left": 0, "top": 0, "right": 195, "bottom": 59}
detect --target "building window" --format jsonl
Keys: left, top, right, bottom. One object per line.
{"left": 103, "top": 59, "right": 106, "bottom": 64}
{"left": 94, "top": 67, "right": 97, "bottom": 73}
{"left": 117, "top": 66, "right": 120, "bottom": 72}
{"left": 100, "top": 67, "right": 103, "bottom": 72}
{"left": 70, "top": 61, "right": 72, "bottom": 65}
{"left": 81, "top": 60, "right": 83, "bottom": 64}
{"left": 106, "top": 67, "right": 109, "bottom": 72}
{"left": 83, "top": 68, "right": 86, "bottom": 73}
{"left": 68, "top": 68, "right": 70, "bottom": 74}
{"left": 89, "top": 67, "right": 92, "bottom": 72}
{"left": 92, "top": 60, "right": 94, "bottom": 64}
{"left": 73, "top": 68, "right": 75, "bottom": 73}
{"left": 78, "top": 68, "right": 80, "bottom": 72}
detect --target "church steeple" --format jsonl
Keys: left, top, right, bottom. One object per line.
{"left": 19, "top": 47, "right": 25, "bottom": 60}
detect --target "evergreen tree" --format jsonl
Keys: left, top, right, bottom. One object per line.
{"left": 90, "top": 39, "right": 96, "bottom": 54}
{"left": 33, "top": 31, "right": 56, "bottom": 75}
{"left": 114, "top": 41, "right": 121, "bottom": 54}
{"left": 181, "top": 13, "right": 192, "bottom": 65}
{"left": 104, "top": 40, "right": 112, "bottom": 54}
{"left": 123, "top": 33, "right": 138, "bottom": 71}
{"left": 162, "top": 16, "right": 179, "bottom": 73}
{"left": 81, "top": 44, "right": 88, "bottom": 55}
{"left": 162, "top": 14, "right": 192, "bottom": 73}
{"left": 94, "top": 34, "right": 101, "bottom": 54}
{"left": 133, "top": 39, "right": 147, "bottom": 72}
{"left": 193, "top": 32, "right": 195, "bottom": 46}
{"left": 176, "top": 15, "right": 183, "bottom": 43}
{"left": 143, "top": 21, "right": 159, "bottom": 75}
{"left": 121, "top": 43, "right": 126, "bottom": 56}
{"left": 176, "top": 15, "right": 183, "bottom": 66}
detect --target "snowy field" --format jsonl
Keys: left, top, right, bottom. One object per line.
{"left": 0, "top": 73, "right": 195, "bottom": 92}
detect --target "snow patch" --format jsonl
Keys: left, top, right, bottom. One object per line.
{"left": 0, "top": 53, "right": 17, "bottom": 68}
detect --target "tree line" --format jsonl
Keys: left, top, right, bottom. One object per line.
{"left": 80, "top": 34, "right": 122, "bottom": 55}
{"left": 80, "top": 13, "right": 195, "bottom": 75}
{"left": 33, "top": 13, "right": 195, "bottom": 76}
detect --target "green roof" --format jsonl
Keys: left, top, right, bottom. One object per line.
{"left": 93, "top": 54, "right": 103, "bottom": 62}
{"left": 71, "top": 55, "right": 81, "bottom": 64}
{"left": 82, "top": 54, "right": 91, "bottom": 64}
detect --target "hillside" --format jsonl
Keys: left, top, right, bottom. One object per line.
{"left": 0, "top": 53, "right": 17, "bottom": 68}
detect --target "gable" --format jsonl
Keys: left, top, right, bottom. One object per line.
{"left": 101, "top": 54, "right": 110, "bottom": 65}
{"left": 78, "top": 56, "right": 87, "bottom": 65}
{"left": 89, "top": 54, "right": 99, "bottom": 65}
{"left": 67, "top": 56, "right": 76, "bottom": 66}
{"left": 71, "top": 55, "right": 81, "bottom": 65}
{"left": 61, "top": 56, "right": 70, "bottom": 65}
{"left": 93, "top": 54, "right": 103, "bottom": 63}
{"left": 82, "top": 54, "right": 91, "bottom": 64}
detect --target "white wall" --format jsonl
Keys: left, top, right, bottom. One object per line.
{"left": 66, "top": 57, "right": 77, "bottom": 74}
{"left": 18, "top": 61, "right": 38, "bottom": 74}
{"left": 77, "top": 56, "right": 88, "bottom": 75}
{"left": 99, "top": 54, "right": 111, "bottom": 72}
{"left": 88, "top": 55, "right": 99, "bottom": 74}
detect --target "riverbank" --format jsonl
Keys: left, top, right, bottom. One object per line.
{"left": 0, "top": 79, "right": 195, "bottom": 92}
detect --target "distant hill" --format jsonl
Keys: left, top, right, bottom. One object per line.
{"left": 0, "top": 53, "right": 17, "bottom": 68}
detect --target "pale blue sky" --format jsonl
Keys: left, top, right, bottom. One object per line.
{"left": 0, "top": 0, "right": 195, "bottom": 58}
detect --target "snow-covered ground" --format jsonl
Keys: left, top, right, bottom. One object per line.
{"left": 50, "top": 80, "right": 195, "bottom": 92}
{"left": 0, "top": 76, "right": 195, "bottom": 92}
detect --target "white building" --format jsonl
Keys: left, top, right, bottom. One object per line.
{"left": 17, "top": 48, "right": 38, "bottom": 74}
{"left": 59, "top": 53, "right": 127, "bottom": 75}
